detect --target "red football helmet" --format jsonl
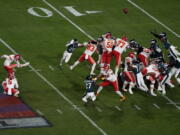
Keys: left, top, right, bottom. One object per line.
{"left": 121, "top": 36, "right": 128, "bottom": 41}
{"left": 128, "top": 52, "right": 135, "bottom": 58}
{"left": 105, "top": 32, "right": 112, "bottom": 39}
{"left": 14, "top": 54, "right": 21, "bottom": 61}
{"left": 103, "top": 64, "right": 110, "bottom": 71}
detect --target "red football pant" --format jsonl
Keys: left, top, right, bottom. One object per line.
{"left": 99, "top": 80, "right": 119, "bottom": 91}
{"left": 78, "top": 53, "right": 96, "bottom": 64}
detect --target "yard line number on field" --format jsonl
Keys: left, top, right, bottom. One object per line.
{"left": 127, "top": 0, "right": 180, "bottom": 38}
{"left": 28, "top": 6, "right": 102, "bottom": 17}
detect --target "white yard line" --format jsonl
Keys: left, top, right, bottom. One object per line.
{"left": 167, "top": 103, "right": 180, "bottom": 105}
{"left": 42, "top": 0, "right": 94, "bottom": 40}
{"left": 134, "top": 104, "right": 141, "bottom": 110}
{"left": 56, "top": 108, "right": 63, "bottom": 114}
{"left": 0, "top": 38, "right": 107, "bottom": 135}
{"left": 36, "top": 109, "right": 44, "bottom": 115}
{"left": 115, "top": 106, "right": 122, "bottom": 111}
{"left": 48, "top": 65, "right": 55, "bottom": 71}
{"left": 153, "top": 103, "right": 160, "bottom": 109}
{"left": 95, "top": 106, "right": 102, "bottom": 112}
{"left": 127, "top": 0, "right": 180, "bottom": 38}
{"left": 29, "top": 69, "right": 41, "bottom": 72}
{"left": 163, "top": 95, "right": 180, "bottom": 110}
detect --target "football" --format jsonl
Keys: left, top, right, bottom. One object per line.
{"left": 123, "top": 8, "right": 128, "bottom": 14}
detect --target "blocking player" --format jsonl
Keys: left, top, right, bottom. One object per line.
{"left": 100, "top": 32, "right": 116, "bottom": 70}
{"left": 149, "top": 39, "right": 164, "bottom": 62}
{"left": 70, "top": 40, "right": 97, "bottom": 75}
{"left": 96, "top": 68, "right": 126, "bottom": 101}
{"left": 168, "top": 54, "right": 180, "bottom": 85}
{"left": 82, "top": 75, "right": 97, "bottom": 103}
{"left": 122, "top": 52, "right": 136, "bottom": 94}
{"left": 112, "top": 36, "right": 129, "bottom": 76}
{"left": 60, "top": 39, "right": 83, "bottom": 66}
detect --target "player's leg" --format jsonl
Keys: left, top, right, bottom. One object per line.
{"left": 89, "top": 92, "right": 96, "bottom": 101}
{"left": 65, "top": 53, "right": 72, "bottom": 63}
{"left": 111, "top": 81, "right": 126, "bottom": 101}
{"left": 174, "top": 68, "right": 180, "bottom": 85}
{"left": 60, "top": 51, "right": 67, "bottom": 66}
{"left": 160, "top": 73, "right": 171, "bottom": 95}
{"left": 146, "top": 76, "right": 157, "bottom": 96}
{"left": 96, "top": 81, "right": 110, "bottom": 96}
{"left": 88, "top": 56, "right": 96, "bottom": 75}
{"left": 97, "top": 54, "right": 102, "bottom": 64}
{"left": 137, "top": 73, "right": 148, "bottom": 92}
{"left": 70, "top": 54, "right": 85, "bottom": 70}
{"left": 122, "top": 80, "right": 128, "bottom": 92}
{"left": 114, "top": 51, "right": 121, "bottom": 76}
{"left": 82, "top": 93, "right": 88, "bottom": 103}
{"left": 12, "top": 89, "right": 19, "bottom": 97}
{"left": 13, "top": 78, "right": 19, "bottom": 89}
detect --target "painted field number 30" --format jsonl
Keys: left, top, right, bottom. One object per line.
{"left": 28, "top": 6, "right": 102, "bottom": 17}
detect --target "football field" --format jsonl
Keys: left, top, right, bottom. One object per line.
{"left": 0, "top": 0, "right": 180, "bottom": 135}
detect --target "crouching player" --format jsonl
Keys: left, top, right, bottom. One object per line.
{"left": 82, "top": 75, "right": 97, "bottom": 103}
{"left": 2, "top": 78, "right": 19, "bottom": 97}
{"left": 96, "top": 68, "right": 126, "bottom": 101}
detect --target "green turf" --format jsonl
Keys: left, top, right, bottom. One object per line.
{"left": 0, "top": 0, "right": 180, "bottom": 135}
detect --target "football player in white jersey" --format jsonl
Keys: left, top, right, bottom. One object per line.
{"left": 100, "top": 32, "right": 116, "bottom": 70}
{"left": 2, "top": 78, "right": 20, "bottom": 97}
{"left": 122, "top": 52, "right": 136, "bottom": 94}
{"left": 141, "top": 63, "right": 160, "bottom": 96}
{"left": 70, "top": 40, "right": 97, "bottom": 75}
{"left": 1, "top": 54, "right": 30, "bottom": 79}
{"left": 96, "top": 68, "right": 126, "bottom": 101}
{"left": 137, "top": 48, "right": 152, "bottom": 67}
{"left": 112, "top": 36, "right": 129, "bottom": 76}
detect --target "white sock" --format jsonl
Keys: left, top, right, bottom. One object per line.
{"left": 97, "top": 86, "right": 103, "bottom": 94}
{"left": 90, "top": 63, "right": 96, "bottom": 74}
{"left": 72, "top": 61, "right": 80, "bottom": 69}
{"left": 177, "top": 78, "right": 180, "bottom": 84}
{"left": 115, "top": 91, "right": 124, "bottom": 97}
{"left": 122, "top": 81, "right": 128, "bottom": 90}
{"left": 115, "top": 66, "right": 119, "bottom": 76}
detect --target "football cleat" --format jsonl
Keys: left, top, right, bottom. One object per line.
{"left": 120, "top": 96, "right": 126, "bottom": 102}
